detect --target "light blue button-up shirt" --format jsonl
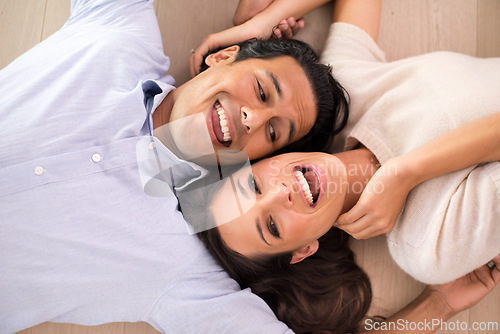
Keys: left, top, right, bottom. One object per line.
{"left": 0, "top": 1, "right": 292, "bottom": 333}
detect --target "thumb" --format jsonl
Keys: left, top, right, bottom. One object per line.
{"left": 335, "top": 210, "right": 354, "bottom": 227}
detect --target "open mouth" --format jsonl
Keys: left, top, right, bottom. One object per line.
{"left": 213, "top": 101, "right": 232, "bottom": 147}
{"left": 293, "top": 167, "right": 321, "bottom": 207}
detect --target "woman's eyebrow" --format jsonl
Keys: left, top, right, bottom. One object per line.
{"left": 287, "top": 121, "right": 296, "bottom": 143}
{"left": 237, "top": 178, "right": 248, "bottom": 199}
{"left": 256, "top": 219, "right": 271, "bottom": 246}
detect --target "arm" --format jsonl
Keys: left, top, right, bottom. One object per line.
{"left": 233, "top": 0, "right": 305, "bottom": 39}
{"left": 337, "top": 112, "right": 500, "bottom": 239}
{"left": 396, "top": 112, "right": 500, "bottom": 185}
{"left": 190, "top": 0, "right": 382, "bottom": 75}
{"left": 190, "top": 0, "right": 330, "bottom": 76}
{"left": 332, "top": 0, "right": 382, "bottom": 42}
{"left": 233, "top": 0, "right": 274, "bottom": 26}
{"left": 361, "top": 256, "right": 500, "bottom": 334}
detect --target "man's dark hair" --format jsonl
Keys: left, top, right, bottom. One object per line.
{"left": 201, "top": 38, "right": 349, "bottom": 154}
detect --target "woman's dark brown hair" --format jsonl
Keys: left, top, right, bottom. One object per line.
{"left": 180, "top": 172, "right": 372, "bottom": 334}
{"left": 198, "top": 226, "right": 371, "bottom": 334}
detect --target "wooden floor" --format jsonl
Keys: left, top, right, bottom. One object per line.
{"left": 1, "top": 0, "right": 499, "bottom": 333}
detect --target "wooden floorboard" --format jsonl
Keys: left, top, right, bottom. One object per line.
{"left": 379, "top": 0, "right": 478, "bottom": 60}
{"left": 43, "top": 0, "right": 70, "bottom": 40}
{"left": 477, "top": 0, "right": 500, "bottom": 57}
{"left": 0, "top": 0, "right": 46, "bottom": 69}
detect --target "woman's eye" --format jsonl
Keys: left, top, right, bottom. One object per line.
{"left": 268, "top": 218, "right": 280, "bottom": 238}
{"left": 248, "top": 174, "right": 261, "bottom": 194}
{"left": 258, "top": 81, "right": 267, "bottom": 102}
{"left": 269, "top": 123, "right": 276, "bottom": 142}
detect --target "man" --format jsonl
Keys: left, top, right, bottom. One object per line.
{"left": 0, "top": 0, "right": 344, "bottom": 332}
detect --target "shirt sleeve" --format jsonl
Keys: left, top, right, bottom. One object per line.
{"left": 320, "top": 22, "right": 386, "bottom": 66}
{"left": 149, "top": 270, "right": 294, "bottom": 334}
{"left": 62, "top": 0, "right": 169, "bottom": 85}
{"left": 71, "top": 0, "right": 152, "bottom": 17}
{"left": 67, "top": 0, "right": 162, "bottom": 47}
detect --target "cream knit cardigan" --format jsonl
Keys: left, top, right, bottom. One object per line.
{"left": 321, "top": 23, "right": 500, "bottom": 284}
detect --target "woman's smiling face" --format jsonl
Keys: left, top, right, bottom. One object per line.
{"left": 210, "top": 152, "right": 348, "bottom": 262}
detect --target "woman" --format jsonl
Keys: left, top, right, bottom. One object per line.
{"left": 181, "top": 113, "right": 500, "bottom": 332}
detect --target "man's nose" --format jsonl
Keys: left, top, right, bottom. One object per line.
{"left": 240, "top": 106, "right": 269, "bottom": 134}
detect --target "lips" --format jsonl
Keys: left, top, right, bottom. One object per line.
{"left": 293, "top": 166, "right": 321, "bottom": 207}
{"left": 211, "top": 101, "right": 232, "bottom": 147}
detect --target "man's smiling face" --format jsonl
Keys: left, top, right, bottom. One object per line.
{"left": 160, "top": 46, "right": 317, "bottom": 163}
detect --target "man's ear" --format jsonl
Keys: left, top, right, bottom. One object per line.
{"left": 290, "top": 240, "right": 319, "bottom": 264}
{"left": 205, "top": 45, "right": 240, "bottom": 68}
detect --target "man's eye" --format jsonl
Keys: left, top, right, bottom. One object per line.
{"left": 258, "top": 81, "right": 267, "bottom": 102}
{"left": 248, "top": 174, "right": 261, "bottom": 194}
{"left": 268, "top": 217, "right": 280, "bottom": 238}
{"left": 269, "top": 123, "right": 276, "bottom": 142}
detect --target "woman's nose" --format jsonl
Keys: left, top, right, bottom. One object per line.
{"left": 240, "top": 106, "right": 268, "bottom": 133}
{"left": 262, "top": 181, "right": 293, "bottom": 208}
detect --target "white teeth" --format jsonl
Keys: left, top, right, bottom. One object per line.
{"left": 294, "top": 170, "right": 313, "bottom": 206}
{"left": 215, "top": 101, "right": 231, "bottom": 142}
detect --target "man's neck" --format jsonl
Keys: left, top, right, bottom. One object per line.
{"left": 335, "top": 147, "right": 380, "bottom": 214}
{"left": 152, "top": 90, "right": 175, "bottom": 129}
{"left": 151, "top": 91, "right": 190, "bottom": 161}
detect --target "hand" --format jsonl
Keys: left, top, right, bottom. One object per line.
{"left": 272, "top": 17, "right": 306, "bottom": 39}
{"left": 189, "top": 15, "right": 305, "bottom": 76}
{"left": 426, "top": 255, "right": 500, "bottom": 316}
{"left": 336, "top": 158, "right": 414, "bottom": 239}
{"left": 189, "top": 21, "right": 266, "bottom": 77}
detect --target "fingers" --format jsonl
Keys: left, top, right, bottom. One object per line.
{"left": 272, "top": 25, "right": 283, "bottom": 39}
{"left": 189, "top": 36, "right": 213, "bottom": 77}
{"left": 338, "top": 219, "right": 387, "bottom": 239}
{"left": 189, "top": 52, "right": 201, "bottom": 77}
{"left": 272, "top": 17, "right": 305, "bottom": 39}
{"left": 189, "top": 51, "right": 205, "bottom": 77}
{"left": 336, "top": 203, "right": 365, "bottom": 227}
{"left": 491, "top": 254, "right": 500, "bottom": 283}
{"left": 336, "top": 214, "right": 377, "bottom": 240}
{"left": 296, "top": 18, "right": 306, "bottom": 30}
{"left": 272, "top": 20, "right": 288, "bottom": 39}
{"left": 286, "top": 18, "right": 297, "bottom": 37}
{"left": 287, "top": 17, "right": 305, "bottom": 35}
{"left": 189, "top": 46, "right": 204, "bottom": 77}
{"left": 474, "top": 263, "right": 496, "bottom": 290}
{"left": 473, "top": 255, "right": 500, "bottom": 290}
{"left": 336, "top": 204, "right": 395, "bottom": 239}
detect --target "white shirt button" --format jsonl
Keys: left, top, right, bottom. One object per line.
{"left": 148, "top": 141, "right": 156, "bottom": 150}
{"left": 34, "top": 166, "right": 45, "bottom": 175}
{"left": 91, "top": 153, "right": 102, "bottom": 163}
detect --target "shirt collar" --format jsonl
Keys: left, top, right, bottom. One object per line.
{"left": 140, "top": 80, "right": 207, "bottom": 195}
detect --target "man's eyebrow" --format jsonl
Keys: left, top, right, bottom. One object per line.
{"left": 266, "top": 71, "right": 282, "bottom": 99}
{"left": 266, "top": 71, "right": 296, "bottom": 142}
{"left": 256, "top": 219, "right": 270, "bottom": 246}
